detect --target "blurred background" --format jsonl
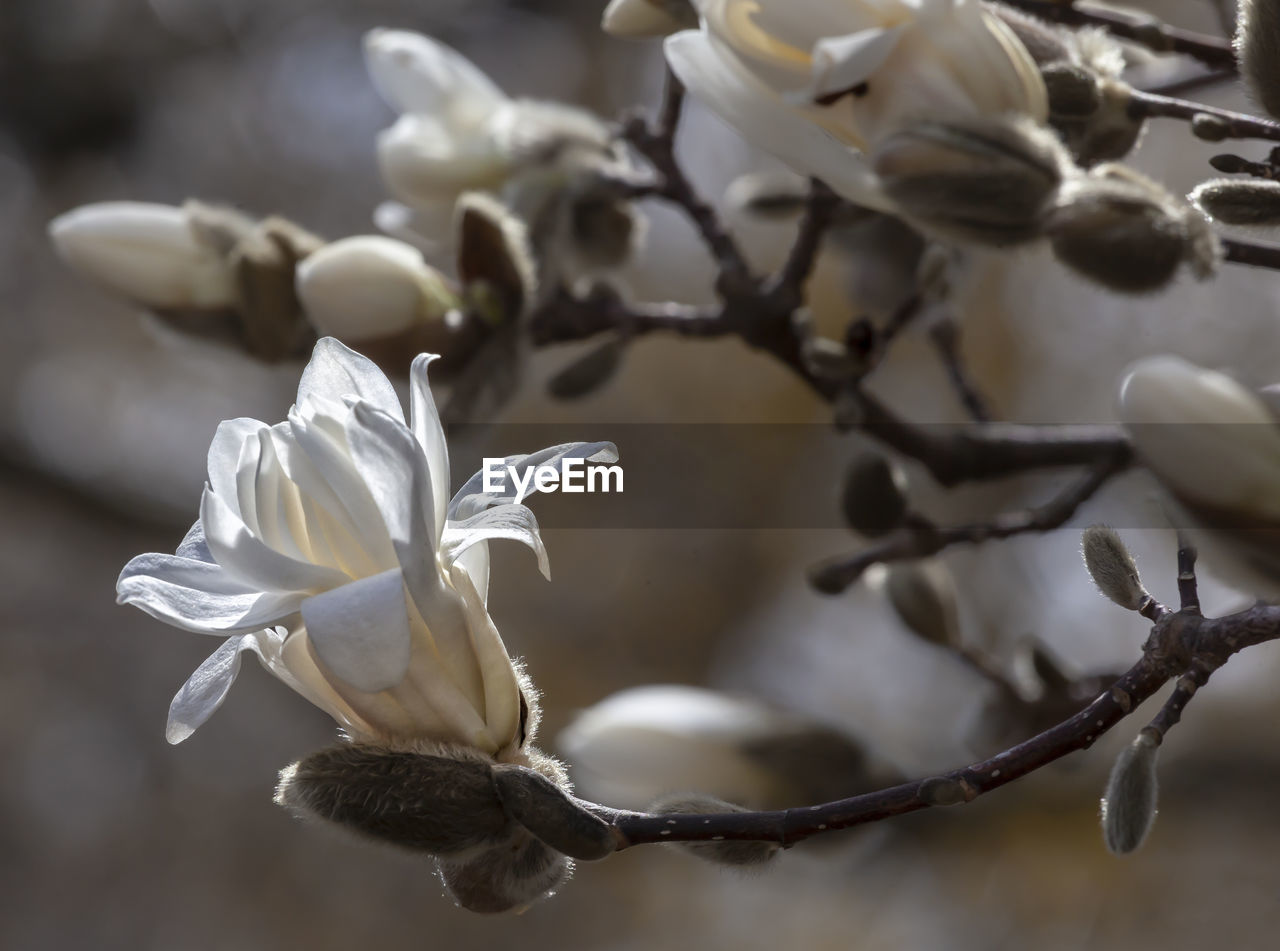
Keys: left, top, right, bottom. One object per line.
{"left": 5, "top": 0, "right": 1280, "bottom": 948}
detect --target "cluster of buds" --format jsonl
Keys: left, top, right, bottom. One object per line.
{"left": 365, "top": 29, "right": 645, "bottom": 291}
{"left": 48, "top": 194, "right": 534, "bottom": 374}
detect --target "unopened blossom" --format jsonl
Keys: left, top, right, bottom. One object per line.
{"left": 663, "top": 0, "right": 1047, "bottom": 209}
{"left": 117, "top": 336, "right": 616, "bottom": 751}
{"left": 558, "top": 684, "right": 882, "bottom": 809}
{"left": 49, "top": 201, "right": 237, "bottom": 309}
{"left": 365, "top": 27, "right": 639, "bottom": 276}
{"left": 603, "top": 0, "right": 697, "bottom": 37}
{"left": 295, "top": 236, "right": 461, "bottom": 341}
{"left": 1118, "top": 355, "right": 1280, "bottom": 593}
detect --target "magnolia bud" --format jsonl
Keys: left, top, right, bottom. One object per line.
{"left": 648, "top": 795, "right": 780, "bottom": 867}
{"left": 456, "top": 192, "right": 535, "bottom": 323}
{"left": 986, "top": 6, "right": 1072, "bottom": 65}
{"left": 841, "top": 451, "right": 909, "bottom": 537}
{"left": 48, "top": 201, "right": 237, "bottom": 309}
{"left": 295, "top": 235, "right": 458, "bottom": 341}
{"left": 1081, "top": 525, "right": 1149, "bottom": 611}
{"left": 1101, "top": 730, "right": 1160, "bottom": 855}
{"left": 871, "top": 117, "right": 1067, "bottom": 246}
{"left": 1118, "top": 355, "right": 1280, "bottom": 522}
{"left": 492, "top": 763, "right": 616, "bottom": 861}
{"left": 1048, "top": 167, "right": 1219, "bottom": 293}
{"left": 883, "top": 560, "right": 962, "bottom": 647}
{"left": 1238, "top": 0, "right": 1280, "bottom": 119}
{"left": 1054, "top": 79, "right": 1144, "bottom": 165}
{"left": 1189, "top": 177, "right": 1280, "bottom": 226}
{"left": 602, "top": 0, "right": 697, "bottom": 38}
{"left": 565, "top": 185, "right": 645, "bottom": 274}
{"left": 436, "top": 830, "right": 571, "bottom": 913}
{"left": 274, "top": 741, "right": 510, "bottom": 856}
{"left": 1190, "top": 113, "right": 1232, "bottom": 142}
{"left": 227, "top": 216, "right": 324, "bottom": 361}
{"left": 1042, "top": 63, "right": 1101, "bottom": 118}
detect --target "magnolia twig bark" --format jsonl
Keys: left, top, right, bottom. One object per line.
{"left": 586, "top": 579, "right": 1280, "bottom": 849}
{"left": 1129, "top": 89, "right": 1280, "bottom": 143}
{"left": 999, "top": 0, "right": 1237, "bottom": 69}
{"left": 808, "top": 454, "right": 1129, "bottom": 593}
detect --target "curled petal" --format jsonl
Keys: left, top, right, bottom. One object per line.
{"left": 166, "top": 629, "right": 285, "bottom": 743}
{"left": 441, "top": 503, "right": 550, "bottom": 580}
{"left": 117, "top": 553, "right": 304, "bottom": 633}
{"left": 200, "top": 487, "right": 348, "bottom": 594}
{"left": 364, "top": 28, "right": 508, "bottom": 121}
{"left": 299, "top": 568, "right": 413, "bottom": 693}
{"left": 663, "top": 31, "right": 894, "bottom": 211}
{"left": 450, "top": 563, "right": 520, "bottom": 751}
{"left": 449, "top": 441, "right": 618, "bottom": 520}
{"left": 206, "top": 418, "right": 266, "bottom": 526}
{"left": 410, "top": 352, "right": 450, "bottom": 539}
{"left": 296, "top": 337, "right": 405, "bottom": 424}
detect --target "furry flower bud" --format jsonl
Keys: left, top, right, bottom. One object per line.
{"left": 648, "top": 794, "right": 780, "bottom": 867}
{"left": 1189, "top": 177, "right": 1280, "bottom": 226}
{"left": 295, "top": 236, "right": 460, "bottom": 340}
{"left": 1101, "top": 730, "right": 1160, "bottom": 855}
{"left": 1081, "top": 525, "right": 1149, "bottom": 611}
{"left": 436, "top": 832, "right": 570, "bottom": 914}
{"left": 1238, "top": 0, "right": 1280, "bottom": 120}
{"left": 871, "top": 116, "right": 1067, "bottom": 246}
{"left": 49, "top": 201, "right": 237, "bottom": 309}
{"left": 1048, "top": 166, "right": 1219, "bottom": 293}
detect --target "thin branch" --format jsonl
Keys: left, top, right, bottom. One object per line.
{"left": 588, "top": 597, "right": 1280, "bottom": 849}
{"left": 1129, "top": 89, "right": 1280, "bottom": 143}
{"left": 928, "top": 317, "right": 993, "bottom": 423}
{"left": 765, "top": 179, "right": 842, "bottom": 308}
{"left": 1176, "top": 535, "right": 1202, "bottom": 615}
{"left": 999, "top": 0, "right": 1237, "bottom": 70}
{"left": 1221, "top": 236, "right": 1280, "bottom": 271}
{"left": 808, "top": 455, "right": 1128, "bottom": 593}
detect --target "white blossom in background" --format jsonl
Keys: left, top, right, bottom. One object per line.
{"left": 117, "top": 336, "right": 616, "bottom": 752}
{"left": 365, "top": 27, "right": 640, "bottom": 280}
{"left": 295, "top": 235, "right": 461, "bottom": 341}
{"left": 663, "top": 0, "right": 1048, "bottom": 209}
{"left": 48, "top": 201, "right": 236, "bottom": 309}
{"left": 603, "top": 0, "right": 697, "bottom": 37}
{"left": 558, "top": 684, "right": 883, "bottom": 809}
{"left": 1118, "top": 355, "right": 1280, "bottom": 594}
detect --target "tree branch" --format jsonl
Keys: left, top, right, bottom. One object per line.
{"left": 999, "top": 0, "right": 1237, "bottom": 70}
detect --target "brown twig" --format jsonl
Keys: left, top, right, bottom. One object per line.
{"left": 584, "top": 586, "right": 1280, "bottom": 849}
{"left": 999, "top": 0, "right": 1237, "bottom": 70}
{"left": 1128, "top": 89, "right": 1280, "bottom": 143}
{"left": 808, "top": 454, "right": 1129, "bottom": 593}
{"left": 928, "top": 317, "right": 993, "bottom": 422}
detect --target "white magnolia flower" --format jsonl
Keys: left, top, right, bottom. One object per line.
{"left": 49, "top": 201, "right": 236, "bottom": 309}
{"left": 117, "top": 337, "right": 616, "bottom": 750}
{"left": 365, "top": 29, "right": 623, "bottom": 255}
{"left": 1118, "top": 355, "right": 1280, "bottom": 593}
{"left": 664, "top": 0, "right": 1048, "bottom": 209}
{"left": 295, "top": 236, "right": 460, "bottom": 341}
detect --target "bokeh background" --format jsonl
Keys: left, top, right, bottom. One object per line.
{"left": 5, "top": 0, "right": 1280, "bottom": 948}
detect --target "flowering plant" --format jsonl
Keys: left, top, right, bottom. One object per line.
{"left": 117, "top": 337, "right": 615, "bottom": 752}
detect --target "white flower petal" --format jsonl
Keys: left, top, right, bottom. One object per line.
{"left": 165, "top": 630, "right": 281, "bottom": 744}
{"left": 409, "top": 352, "right": 450, "bottom": 540}
{"left": 664, "top": 31, "right": 894, "bottom": 211}
{"left": 801, "top": 27, "right": 905, "bottom": 102}
{"left": 200, "top": 486, "right": 348, "bottom": 594}
{"left": 117, "top": 553, "right": 303, "bottom": 633}
{"left": 449, "top": 562, "right": 520, "bottom": 750}
{"left": 206, "top": 418, "right": 266, "bottom": 526}
{"left": 364, "top": 28, "right": 508, "bottom": 121}
{"left": 175, "top": 519, "right": 213, "bottom": 563}
{"left": 344, "top": 403, "right": 479, "bottom": 691}
{"left": 296, "top": 337, "right": 405, "bottom": 424}
{"left": 48, "top": 201, "right": 236, "bottom": 309}
{"left": 441, "top": 503, "right": 550, "bottom": 580}
{"left": 376, "top": 114, "right": 511, "bottom": 207}
{"left": 448, "top": 441, "right": 618, "bottom": 520}
{"left": 455, "top": 542, "right": 491, "bottom": 605}
{"left": 300, "top": 568, "right": 413, "bottom": 693}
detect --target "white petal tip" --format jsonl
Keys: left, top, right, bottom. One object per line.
{"left": 603, "top": 0, "right": 691, "bottom": 37}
